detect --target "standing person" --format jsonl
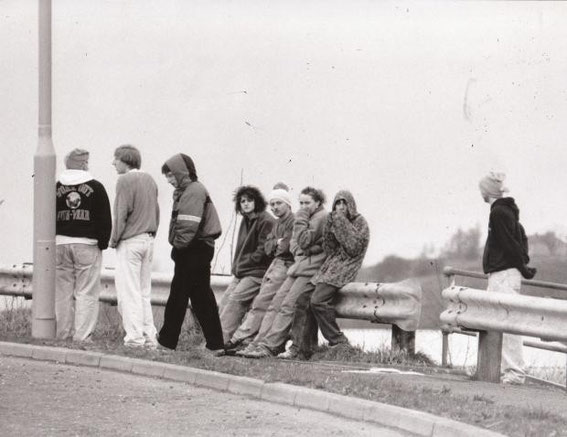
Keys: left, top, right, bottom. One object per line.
{"left": 110, "top": 145, "right": 160, "bottom": 348}
{"left": 224, "top": 186, "right": 295, "bottom": 353}
{"left": 218, "top": 185, "right": 275, "bottom": 343}
{"left": 296, "top": 190, "right": 370, "bottom": 358}
{"left": 157, "top": 153, "right": 225, "bottom": 355}
{"left": 241, "top": 187, "right": 328, "bottom": 359}
{"left": 55, "top": 148, "right": 112, "bottom": 341}
{"left": 479, "top": 172, "right": 536, "bottom": 385}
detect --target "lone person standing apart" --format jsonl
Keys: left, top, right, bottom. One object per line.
{"left": 55, "top": 148, "right": 111, "bottom": 342}
{"left": 157, "top": 153, "right": 225, "bottom": 355}
{"left": 110, "top": 145, "right": 160, "bottom": 348}
{"left": 479, "top": 172, "right": 536, "bottom": 385}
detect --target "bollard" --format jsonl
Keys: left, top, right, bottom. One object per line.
{"left": 475, "top": 330, "right": 502, "bottom": 383}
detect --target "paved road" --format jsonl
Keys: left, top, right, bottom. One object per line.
{"left": 0, "top": 356, "right": 409, "bottom": 437}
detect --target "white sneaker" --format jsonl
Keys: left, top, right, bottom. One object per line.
{"left": 277, "top": 349, "right": 299, "bottom": 360}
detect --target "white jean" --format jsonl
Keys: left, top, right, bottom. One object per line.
{"left": 487, "top": 268, "right": 526, "bottom": 382}
{"left": 56, "top": 244, "right": 102, "bottom": 341}
{"left": 115, "top": 233, "right": 157, "bottom": 345}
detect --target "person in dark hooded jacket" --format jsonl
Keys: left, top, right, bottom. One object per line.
{"left": 157, "top": 153, "right": 224, "bottom": 355}
{"left": 218, "top": 185, "right": 275, "bottom": 343}
{"left": 479, "top": 172, "right": 536, "bottom": 385}
{"left": 286, "top": 190, "right": 369, "bottom": 359}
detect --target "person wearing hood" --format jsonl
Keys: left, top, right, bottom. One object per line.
{"left": 479, "top": 172, "right": 536, "bottom": 385}
{"left": 55, "top": 148, "right": 111, "bottom": 341}
{"left": 288, "top": 190, "right": 370, "bottom": 359}
{"left": 110, "top": 145, "right": 160, "bottom": 348}
{"left": 157, "top": 153, "right": 224, "bottom": 355}
{"left": 218, "top": 185, "right": 275, "bottom": 343}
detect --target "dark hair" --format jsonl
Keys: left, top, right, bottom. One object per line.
{"left": 161, "top": 154, "right": 198, "bottom": 181}
{"left": 300, "top": 186, "right": 326, "bottom": 205}
{"left": 233, "top": 185, "right": 267, "bottom": 214}
{"left": 114, "top": 145, "right": 141, "bottom": 170}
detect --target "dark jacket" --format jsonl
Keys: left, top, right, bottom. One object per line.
{"left": 482, "top": 197, "right": 530, "bottom": 275}
{"left": 56, "top": 172, "right": 112, "bottom": 250}
{"left": 165, "top": 154, "right": 222, "bottom": 250}
{"left": 232, "top": 210, "right": 275, "bottom": 278}
{"left": 312, "top": 190, "right": 370, "bottom": 287}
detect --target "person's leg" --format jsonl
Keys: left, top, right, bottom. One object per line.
{"left": 287, "top": 282, "right": 317, "bottom": 358}
{"left": 218, "top": 276, "right": 262, "bottom": 342}
{"left": 72, "top": 244, "right": 102, "bottom": 341}
{"left": 158, "top": 252, "right": 191, "bottom": 350}
{"left": 259, "top": 276, "right": 313, "bottom": 354}
{"left": 55, "top": 245, "right": 75, "bottom": 339}
{"left": 140, "top": 235, "right": 157, "bottom": 345}
{"left": 115, "top": 237, "right": 145, "bottom": 345}
{"left": 231, "top": 259, "right": 289, "bottom": 345}
{"left": 310, "top": 282, "right": 349, "bottom": 346}
{"left": 187, "top": 243, "right": 224, "bottom": 351}
{"left": 487, "top": 268, "right": 525, "bottom": 384}
{"left": 218, "top": 277, "right": 240, "bottom": 315}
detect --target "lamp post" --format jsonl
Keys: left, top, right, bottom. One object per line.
{"left": 32, "top": 0, "right": 56, "bottom": 338}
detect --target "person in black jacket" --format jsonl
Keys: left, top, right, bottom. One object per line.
{"left": 479, "top": 172, "right": 536, "bottom": 385}
{"left": 218, "top": 185, "right": 275, "bottom": 343}
{"left": 55, "top": 149, "right": 111, "bottom": 341}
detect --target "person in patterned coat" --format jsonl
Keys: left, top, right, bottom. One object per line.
{"left": 308, "top": 189, "right": 370, "bottom": 349}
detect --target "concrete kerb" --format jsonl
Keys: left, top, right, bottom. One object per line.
{"left": 0, "top": 342, "right": 504, "bottom": 437}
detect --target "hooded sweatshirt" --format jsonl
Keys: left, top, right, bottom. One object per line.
{"left": 56, "top": 169, "right": 112, "bottom": 250}
{"left": 165, "top": 154, "right": 222, "bottom": 249}
{"left": 482, "top": 197, "right": 530, "bottom": 274}
{"left": 311, "top": 190, "right": 370, "bottom": 287}
{"left": 286, "top": 204, "right": 328, "bottom": 278}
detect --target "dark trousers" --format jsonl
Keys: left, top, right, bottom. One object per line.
{"left": 289, "top": 288, "right": 318, "bottom": 356}
{"left": 158, "top": 242, "right": 224, "bottom": 350}
{"left": 310, "top": 282, "right": 348, "bottom": 346}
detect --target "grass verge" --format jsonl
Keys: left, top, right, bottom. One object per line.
{"left": 2, "top": 298, "right": 567, "bottom": 437}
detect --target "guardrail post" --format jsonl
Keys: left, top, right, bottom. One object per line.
{"left": 441, "top": 331, "right": 449, "bottom": 367}
{"left": 475, "top": 330, "right": 502, "bottom": 383}
{"left": 391, "top": 325, "right": 415, "bottom": 355}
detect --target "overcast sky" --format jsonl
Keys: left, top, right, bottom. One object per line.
{"left": 2, "top": 1, "right": 567, "bottom": 273}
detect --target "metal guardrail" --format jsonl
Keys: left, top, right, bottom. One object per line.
{"left": 442, "top": 266, "right": 567, "bottom": 386}
{"left": 0, "top": 264, "right": 422, "bottom": 332}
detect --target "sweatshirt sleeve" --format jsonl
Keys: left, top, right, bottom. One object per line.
{"left": 322, "top": 213, "right": 339, "bottom": 255}
{"left": 109, "top": 177, "right": 131, "bottom": 248}
{"left": 293, "top": 208, "right": 326, "bottom": 251}
{"left": 247, "top": 215, "right": 274, "bottom": 265}
{"left": 172, "top": 185, "right": 206, "bottom": 249}
{"left": 331, "top": 214, "right": 370, "bottom": 258}
{"left": 95, "top": 182, "right": 112, "bottom": 250}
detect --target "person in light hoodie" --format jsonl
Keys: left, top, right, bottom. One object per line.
{"left": 55, "top": 148, "right": 111, "bottom": 342}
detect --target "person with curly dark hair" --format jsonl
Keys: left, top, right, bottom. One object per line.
{"left": 218, "top": 185, "right": 275, "bottom": 343}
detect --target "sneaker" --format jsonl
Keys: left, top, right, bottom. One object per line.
{"left": 277, "top": 348, "right": 299, "bottom": 360}
{"left": 224, "top": 340, "right": 242, "bottom": 356}
{"left": 124, "top": 341, "right": 145, "bottom": 348}
{"left": 243, "top": 346, "right": 274, "bottom": 359}
{"left": 502, "top": 374, "right": 525, "bottom": 385}
{"left": 235, "top": 344, "right": 259, "bottom": 357}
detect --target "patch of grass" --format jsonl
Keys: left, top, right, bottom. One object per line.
{"left": 3, "top": 303, "right": 567, "bottom": 437}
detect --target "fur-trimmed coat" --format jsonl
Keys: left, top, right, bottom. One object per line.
{"left": 311, "top": 190, "right": 369, "bottom": 288}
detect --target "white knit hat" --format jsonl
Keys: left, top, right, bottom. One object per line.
{"left": 268, "top": 188, "right": 292, "bottom": 207}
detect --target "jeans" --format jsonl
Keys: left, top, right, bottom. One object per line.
{"left": 309, "top": 282, "right": 348, "bottom": 345}
{"left": 55, "top": 244, "right": 102, "bottom": 341}
{"left": 259, "top": 276, "right": 315, "bottom": 353}
{"left": 158, "top": 241, "right": 224, "bottom": 350}
{"left": 115, "top": 233, "right": 157, "bottom": 345}
{"left": 219, "top": 276, "right": 263, "bottom": 343}
{"left": 487, "top": 268, "right": 525, "bottom": 382}
{"left": 230, "top": 259, "right": 291, "bottom": 345}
